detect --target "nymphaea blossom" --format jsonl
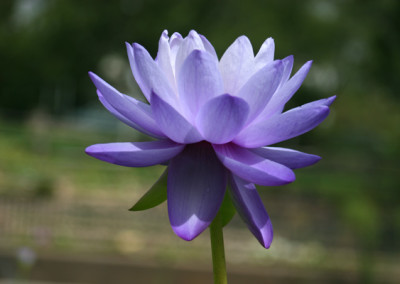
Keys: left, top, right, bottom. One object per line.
{"left": 86, "top": 30, "right": 335, "bottom": 248}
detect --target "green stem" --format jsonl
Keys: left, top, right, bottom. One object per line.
{"left": 210, "top": 211, "right": 227, "bottom": 284}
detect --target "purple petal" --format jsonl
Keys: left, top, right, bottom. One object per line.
{"left": 259, "top": 60, "right": 313, "bottom": 118}
{"left": 280, "top": 55, "right": 294, "bottom": 86}
{"left": 170, "top": 32, "right": 183, "bottom": 45}
{"left": 250, "top": 147, "right": 321, "bottom": 169}
{"left": 85, "top": 140, "right": 184, "bottom": 167}
{"left": 150, "top": 91, "right": 203, "bottom": 144}
{"left": 88, "top": 72, "right": 166, "bottom": 138}
{"left": 156, "top": 30, "right": 177, "bottom": 92}
{"left": 219, "top": 36, "right": 254, "bottom": 95}
{"left": 303, "top": 95, "right": 337, "bottom": 107}
{"left": 229, "top": 174, "right": 273, "bottom": 248}
{"left": 199, "top": 34, "right": 218, "bottom": 59}
{"left": 177, "top": 50, "right": 223, "bottom": 117}
{"left": 168, "top": 143, "right": 226, "bottom": 241}
{"left": 96, "top": 90, "right": 163, "bottom": 139}
{"left": 127, "top": 43, "right": 177, "bottom": 107}
{"left": 196, "top": 94, "right": 249, "bottom": 144}
{"left": 234, "top": 101, "right": 331, "bottom": 148}
{"left": 213, "top": 144, "right": 295, "bottom": 186}
{"left": 175, "top": 30, "right": 205, "bottom": 77}
{"left": 169, "top": 32, "right": 183, "bottom": 71}
{"left": 254, "top": 37, "right": 275, "bottom": 71}
{"left": 237, "top": 60, "right": 283, "bottom": 122}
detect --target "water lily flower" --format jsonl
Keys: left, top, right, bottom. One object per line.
{"left": 86, "top": 30, "right": 335, "bottom": 248}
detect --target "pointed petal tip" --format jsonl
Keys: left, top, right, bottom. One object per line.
{"left": 325, "top": 95, "right": 337, "bottom": 106}
{"left": 170, "top": 32, "right": 183, "bottom": 41}
{"left": 286, "top": 173, "right": 296, "bottom": 184}
{"left": 298, "top": 60, "right": 313, "bottom": 72}
{"left": 125, "top": 41, "right": 133, "bottom": 49}
{"left": 255, "top": 220, "right": 274, "bottom": 248}
{"left": 186, "top": 30, "right": 201, "bottom": 42}
{"left": 132, "top": 42, "right": 145, "bottom": 52}
{"left": 88, "top": 71, "right": 96, "bottom": 80}
{"left": 88, "top": 73, "right": 100, "bottom": 89}
{"left": 85, "top": 144, "right": 98, "bottom": 156}
{"left": 285, "top": 54, "right": 294, "bottom": 61}
{"left": 267, "top": 167, "right": 296, "bottom": 185}
{"left": 171, "top": 219, "right": 207, "bottom": 241}
{"left": 295, "top": 60, "right": 312, "bottom": 74}
{"left": 235, "top": 35, "right": 252, "bottom": 47}
{"left": 275, "top": 172, "right": 296, "bottom": 185}
{"left": 261, "top": 239, "right": 272, "bottom": 249}
{"left": 238, "top": 35, "right": 250, "bottom": 41}
{"left": 262, "top": 37, "right": 274, "bottom": 47}
{"left": 87, "top": 72, "right": 110, "bottom": 92}
{"left": 88, "top": 72, "right": 103, "bottom": 88}
{"left": 257, "top": 231, "right": 273, "bottom": 249}
{"left": 173, "top": 228, "right": 198, "bottom": 241}
{"left": 309, "top": 155, "right": 322, "bottom": 165}
{"left": 85, "top": 144, "right": 112, "bottom": 157}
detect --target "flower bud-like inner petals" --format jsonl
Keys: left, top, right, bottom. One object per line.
{"left": 196, "top": 94, "right": 249, "bottom": 144}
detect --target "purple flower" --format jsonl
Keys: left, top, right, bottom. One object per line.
{"left": 86, "top": 30, "right": 335, "bottom": 248}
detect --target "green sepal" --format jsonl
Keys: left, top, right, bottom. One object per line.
{"left": 129, "top": 169, "right": 168, "bottom": 211}
{"left": 219, "top": 186, "right": 236, "bottom": 227}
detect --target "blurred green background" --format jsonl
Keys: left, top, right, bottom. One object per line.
{"left": 1, "top": 0, "right": 399, "bottom": 283}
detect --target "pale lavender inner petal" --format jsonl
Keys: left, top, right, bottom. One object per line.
{"left": 177, "top": 50, "right": 223, "bottom": 118}
{"left": 169, "top": 32, "right": 183, "bottom": 74}
{"left": 156, "top": 30, "right": 177, "bottom": 92}
{"left": 130, "top": 43, "right": 178, "bottom": 107}
{"left": 199, "top": 34, "right": 218, "bottom": 59}
{"left": 196, "top": 94, "right": 249, "bottom": 144}
{"left": 237, "top": 60, "right": 283, "bottom": 122}
{"left": 279, "top": 55, "right": 294, "bottom": 87}
{"left": 174, "top": 30, "right": 205, "bottom": 77}
{"left": 254, "top": 37, "right": 275, "bottom": 72}
{"left": 257, "top": 60, "right": 313, "bottom": 119}
{"left": 150, "top": 90, "right": 203, "bottom": 144}
{"left": 219, "top": 36, "right": 254, "bottom": 95}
